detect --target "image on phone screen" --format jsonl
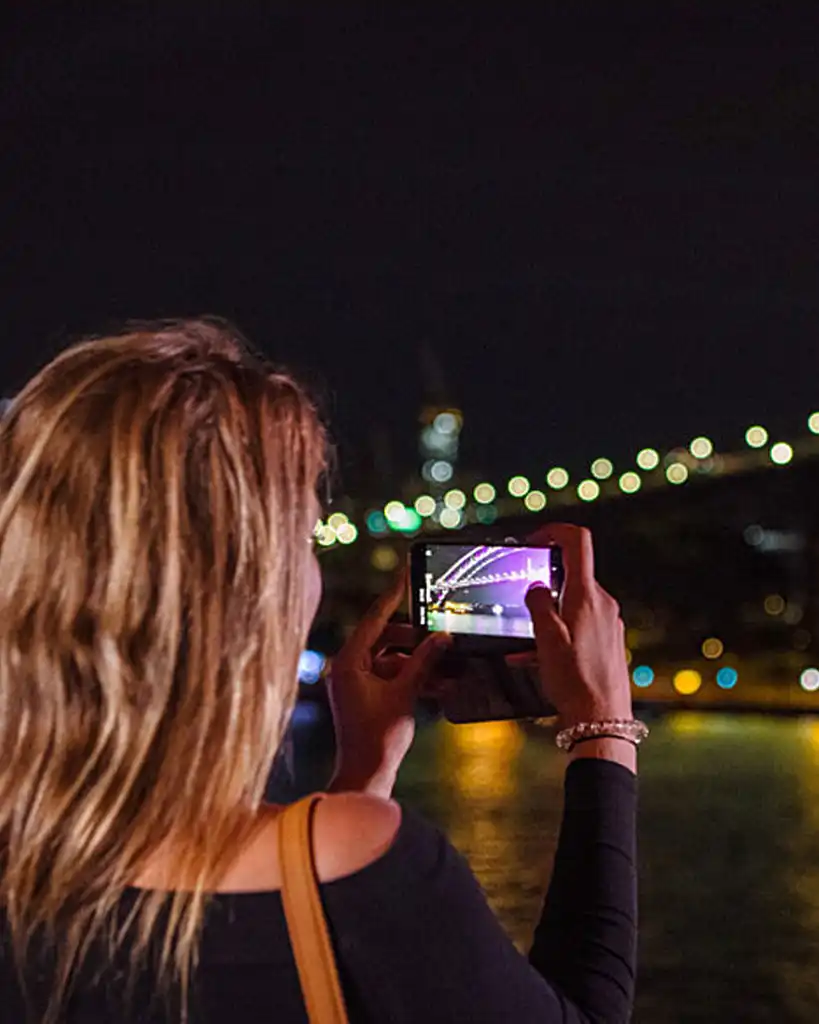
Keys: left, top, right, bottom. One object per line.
{"left": 417, "top": 544, "right": 562, "bottom": 640}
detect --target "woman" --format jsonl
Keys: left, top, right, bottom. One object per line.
{"left": 0, "top": 318, "right": 638, "bottom": 1022}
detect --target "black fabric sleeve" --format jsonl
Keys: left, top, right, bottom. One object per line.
{"left": 321, "top": 758, "right": 637, "bottom": 1024}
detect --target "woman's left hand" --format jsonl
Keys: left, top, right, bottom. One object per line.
{"left": 328, "top": 569, "right": 451, "bottom": 798}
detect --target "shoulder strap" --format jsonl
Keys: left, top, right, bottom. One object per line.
{"left": 278, "top": 793, "right": 349, "bottom": 1024}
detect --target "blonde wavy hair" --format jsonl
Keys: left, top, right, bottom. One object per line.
{"left": 0, "top": 317, "right": 328, "bottom": 1020}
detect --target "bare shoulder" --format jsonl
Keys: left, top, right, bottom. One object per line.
{"left": 312, "top": 791, "right": 403, "bottom": 884}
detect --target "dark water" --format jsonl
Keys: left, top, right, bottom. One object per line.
{"left": 283, "top": 708, "right": 819, "bottom": 1022}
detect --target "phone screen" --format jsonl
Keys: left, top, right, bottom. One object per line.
{"left": 413, "top": 542, "right": 562, "bottom": 640}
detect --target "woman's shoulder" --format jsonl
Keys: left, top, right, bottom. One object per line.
{"left": 311, "top": 791, "right": 405, "bottom": 884}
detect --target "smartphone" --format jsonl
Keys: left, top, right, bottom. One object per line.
{"left": 409, "top": 539, "right": 563, "bottom": 722}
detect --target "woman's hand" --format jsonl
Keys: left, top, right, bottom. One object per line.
{"left": 524, "top": 524, "right": 634, "bottom": 766}
{"left": 327, "top": 569, "right": 450, "bottom": 798}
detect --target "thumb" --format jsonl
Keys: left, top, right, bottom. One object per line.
{"left": 525, "top": 584, "right": 571, "bottom": 651}
{"left": 396, "top": 632, "right": 452, "bottom": 696}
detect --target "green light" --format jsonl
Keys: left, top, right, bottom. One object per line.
{"left": 524, "top": 490, "right": 547, "bottom": 511}
{"left": 636, "top": 448, "right": 660, "bottom": 471}
{"left": 770, "top": 442, "right": 793, "bottom": 466}
{"left": 619, "top": 472, "right": 641, "bottom": 494}
{"left": 384, "top": 500, "right": 405, "bottom": 523}
{"left": 476, "top": 504, "right": 498, "bottom": 524}
{"left": 745, "top": 425, "right": 768, "bottom": 449}
{"left": 546, "top": 467, "right": 569, "bottom": 490}
{"left": 809, "top": 412, "right": 819, "bottom": 435}
{"left": 591, "top": 458, "right": 613, "bottom": 480}
{"left": 392, "top": 507, "right": 423, "bottom": 533}
{"left": 689, "top": 436, "right": 713, "bottom": 459}
{"left": 508, "top": 475, "right": 530, "bottom": 497}
{"left": 414, "top": 495, "right": 436, "bottom": 517}
{"left": 474, "top": 482, "right": 496, "bottom": 504}
{"left": 577, "top": 479, "right": 600, "bottom": 502}
{"left": 444, "top": 488, "right": 467, "bottom": 510}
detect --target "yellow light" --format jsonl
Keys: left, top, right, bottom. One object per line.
{"left": 327, "top": 511, "right": 349, "bottom": 530}
{"left": 474, "top": 482, "right": 496, "bottom": 504}
{"left": 414, "top": 494, "right": 436, "bottom": 517}
{"left": 336, "top": 522, "right": 358, "bottom": 544}
{"left": 764, "top": 593, "right": 786, "bottom": 616}
{"left": 591, "top": 457, "right": 613, "bottom": 480}
{"left": 673, "top": 669, "right": 702, "bottom": 695}
{"left": 702, "top": 637, "right": 724, "bottom": 659}
{"left": 625, "top": 647, "right": 633, "bottom": 666}
{"left": 665, "top": 462, "right": 689, "bottom": 485}
{"left": 317, "top": 524, "right": 337, "bottom": 547}
{"left": 508, "top": 475, "right": 531, "bottom": 497}
{"left": 440, "top": 507, "right": 462, "bottom": 529}
{"left": 524, "top": 489, "right": 547, "bottom": 511}
{"left": 689, "top": 436, "right": 714, "bottom": 459}
{"left": 770, "top": 442, "right": 793, "bottom": 465}
{"left": 809, "top": 412, "right": 819, "bottom": 435}
{"left": 384, "top": 500, "right": 405, "bottom": 522}
{"left": 546, "top": 467, "right": 569, "bottom": 490}
{"left": 371, "top": 545, "right": 399, "bottom": 571}
{"left": 745, "top": 425, "right": 768, "bottom": 448}
{"left": 618, "top": 471, "right": 642, "bottom": 494}
{"left": 577, "top": 479, "right": 600, "bottom": 502}
{"left": 444, "top": 488, "right": 467, "bottom": 510}
{"left": 636, "top": 448, "right": 660, "bottom": 471}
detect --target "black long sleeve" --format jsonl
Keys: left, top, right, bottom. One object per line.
{"left": 1, "top": 760, "right": 637, "bottom": 1023}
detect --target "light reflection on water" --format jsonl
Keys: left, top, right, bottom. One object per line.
{"left": 288, "top": 709, "right": 819, "bottom": 1022}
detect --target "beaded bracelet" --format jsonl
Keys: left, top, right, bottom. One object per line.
{"left": 555, "top": 718, "right": 649, "bottom": 752}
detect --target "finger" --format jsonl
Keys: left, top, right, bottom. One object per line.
{"left": 526, "top": 523, "right": 595, "bottom": 597}
{"left": 343, "top": 566, "right": 409, "bottom": 660}
{"left": 372, "top": 651, "right": 410, "bottom": 680}
{"left": 505, "top": 650, "right": 539, "bottom": 669}
{"left": 378, "top": 621, "right": 423, "bottom": 653}
{"left": 395, "top": 632, "right": 452, "bottom": 696}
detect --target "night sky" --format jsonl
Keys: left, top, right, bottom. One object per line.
{"left": 3, "top": 4, "right": 819, "bottom": 487}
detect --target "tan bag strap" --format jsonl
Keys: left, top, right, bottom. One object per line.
{"left": 278, "top": 793, "right": 349, "bottom": 1024}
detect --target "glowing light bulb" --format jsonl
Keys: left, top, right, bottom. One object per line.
{"left": 770, "top": 442, "right": 793, "bottom": 465}
{"left": 430, "top": 460, "right": 453, "bottom": 483}
{"left": 809, "top": 412, "right": 819, "bottom": 435}
{"left": 632, "top": 665, "right": 654, "bottom": 688}
{"left": 745, "top": 425, "right": 768, "bottom": 449}
{"left": 716, "top": 667, "right": 738, "bottom": 689}
{"left": 474, "top": 482, "right": 496, "bottom": 504}
{"left": 689, "top": 436, "right": 714, "bottom": 459}
{"left": 673, "top": 669, "right": 702, "bottom": 695}
{"left": 384, "top": 501, "right": 405, "bottom": 523}
{"left": 546, "top": 467, "right": 569, "bottom": 490}
{"left": 508, "top": 475, "right": 531, "bottom": 497}
{"left": 524, "top": 489, "right": 547, "bottom": 511}
{"left": 327, "top": 511, "right": 349, "bottom": 530}
{"left": 618, "top": 471, "right": 642, "bottom": 494}
{"left": 414, "top": 495, "right": 436, "bottom": 517}
{"left": 440, "top": 507, "right": 462, "bottom": 529}
{"left": 591, "top": 457, "right": 613, "bottom": 480}
{"left": 433, "top": 412, "right": 459, "bottom": 435}
{"left": 577, "top": 479, "right": 600, "bottom": 502}
{"left": 665, "top": 463, "right": 689, "bottom": 485}
{"left": 636, "top": 448, "right": 660, "bottom": 471}
{"left": 317, "top": 524, "right": 337, "bottom": 547}
{"left": 444, "top": 488, "right": 466, "bottom": 510}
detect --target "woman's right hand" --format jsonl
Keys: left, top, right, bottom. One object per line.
{"left": 524, "top": 523, "right": 633, "bottom": 729}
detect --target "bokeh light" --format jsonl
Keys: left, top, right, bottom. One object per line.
{"left": 297, "top": 650, "right": 326, "bottom": 685}
{"left": 636, "top": 448, "right": 660, "bottom": 471}
{"left": 440, "top": 507, "right": 463, "bottom": 530}
{"left": 619, "top": 471, "right": 642, "bottom": 494}
{"left": 716, "top": 667, "right": 738, "bottom": 690}
{"left": 524, "top": 489, "right": 547, "bottom": 511}
{"left": 384, "top": 500, "right": 405, "bottom": 523}
{"left": 743, "top": 524, "right": 764, "bottom": 546}
{"left": 809, "top": 412, "right": 819, "bottom": 435}
{"left": 689, "top": 436, "right": 714, "bottom": 459}
{"left": 366, "top": 510, "right": 388, "bottom": 535}
{"left": 577, "top": 479, "right": 600, "bottom": 502}
{"left": 546, "top": 467, "right": 570, "bottom": 490}
{"left": 433, "top": 411, "right": 460, "bottom": 434}
{"left": 702, "top": 637, "right": 724, "bottom": 659}
{"left": 666, "top": 462, "right": 689, "bottom": 485}
{"left": 673, "top": 669, "right": 702, "bottom": 695}
{"left": 800, "top": 668, "right": 819, "bottom": 692}
{"left": 769, "top": 442, "right": 793, "bottom": 465}
{"left": 316, "top": 524, "right": 336, "bottom": 547}
{"left": 414, "top": 494, "right": 436, "bottom": 517}
{"left": 508, "top": 475, "right": 531, "bottom": 497}
{"left": 632, "top": 665, "right": 654, "bottom": 688}
{"left": 591, "top": 457, "right": 614, "bottom": 480}
{"left": 745, "top": 425, "right": 768, "bottom": 448}
{"left": 764, "top": 593, "right": 786, "bottom": 616}
{"left": 444, "top": 488, "right": 466, "bottom": 510}
{"left": 327, "top": 511, "right": 349, "bottom": 530}
{"left": 336, "top": 522, "right": 358, "bottom": 544}
{"left": 474, "top": 482, "right": 496, "bottom": 504}
{"left": 371, "top": 545, "right": 399, "bottom": 572}
{"left": 476, "top": 504, "right": 498, "bottom": 524}
{"left": 430, "top": 460, "right": 454, "bottom": 483}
